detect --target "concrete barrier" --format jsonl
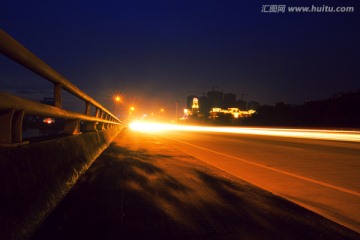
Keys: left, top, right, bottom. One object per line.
{"left": 0, "top": 126, "right": 123, "bottom": 240}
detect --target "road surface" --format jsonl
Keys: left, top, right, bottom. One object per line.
{"left": 32, "top": 127, "right": 360, "bottom": 239}
{"left": 150, "top": 127, "right": 360, "bottom": 233}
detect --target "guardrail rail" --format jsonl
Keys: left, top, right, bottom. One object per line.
{"left": 0, "top": 29, "right": 122, "bottom": 146}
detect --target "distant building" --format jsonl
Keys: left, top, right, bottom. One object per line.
{"left": 209, "top": 107, "right": 256, "bottom": 119}
{"left": 199, "top": 95, "right": 210, "bottom": 117}
{"left": 223, "top": 93, "right": 236, "bottom": 108}
{"left": 207, "top": 90, "right": 223, "bottom": 108}
{"left": 187, "top": 95, "right": 197, "bottom": 109}
{"left": 236, "top": 99, "right": 247, "bottom": 110}
{"left": 185, "top": 89, "right": 258, "bottom": 120}
{"left": 192, "top": 97, "right": 199, "bottom": 116}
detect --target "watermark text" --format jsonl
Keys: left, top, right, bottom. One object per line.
{"left": 261, "top": 5, "right": 355, "bottom": 13}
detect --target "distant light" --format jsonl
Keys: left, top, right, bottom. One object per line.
{"left": 114, "top": 95, "right": 121, "bottom": 102}
{"left": 43, "top": 118, "right": 55, "bottom": 124}
{"left": 130, "top": 106, "right": 135, "bottom": 111}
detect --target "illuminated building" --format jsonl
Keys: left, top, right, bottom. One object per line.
{"left": 185, "top": 89, "right": 258, "bottom": 120}
{"left": 209, "top": 107, "right": 256, "bottom": 119}
{"left": 187, "top": 95, "right": 197, "bottom": 109}
{"left": 192, "top": 97, "right": 199, "bottom": 116}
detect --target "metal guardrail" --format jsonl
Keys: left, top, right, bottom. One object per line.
{"left": 0, "top": 29, "right": 122, "bottom": 146}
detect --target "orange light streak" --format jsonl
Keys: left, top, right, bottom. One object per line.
{"left": 129, "top": 121, "right": 360, "bottom": 142}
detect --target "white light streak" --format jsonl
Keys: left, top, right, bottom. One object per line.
{"left": 129, "top": 121, "right": 360, "bottom": 142}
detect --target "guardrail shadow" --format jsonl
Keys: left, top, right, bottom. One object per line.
{"left": 31, "top": 142, "right": 360, "bottom": 240}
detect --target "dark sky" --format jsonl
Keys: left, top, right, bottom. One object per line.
{"left": 1, "top": 0, "right": 359, "bottom": 113}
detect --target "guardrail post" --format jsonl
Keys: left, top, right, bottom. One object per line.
{"left": 95, "top": 110, "right": 104, "bottom": 130}
{"left": 0, "top": 109, "right": 15, "bottom": 144}
{"left": 83, "top": 121, "right": 98, "bottom": 132}
{"left": 95, "top": 108, "right": 100, "bottom": 118}
{"left": 63, "top": 119, "right": 81, "bottom": 135}
{"left": 0, "top": 109, "right": 26, "bottom": 146}
{"left": 104, "top": 114, "right": 109, "bottom": 129}
{"left": 85, "top": 101, "right": 90, "bottom": 116}
{"left": 97, "top": 123, "right": 104, "bottom": 130}
{"left": 12, "top": 110, "right": 25, "bottom": 143}
{"left": 54, "top": 83, "right": 62, "bottom": 108}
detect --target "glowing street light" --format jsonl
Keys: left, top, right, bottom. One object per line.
{"left": 112, "top": 95, "right": 122, "bottom": 119}
{"left": 114, "top": 95, "right": 121, "bottom": 103}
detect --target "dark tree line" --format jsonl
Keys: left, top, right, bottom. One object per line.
{"left": 243, "top": 89, "right": 360, "bottom": 128}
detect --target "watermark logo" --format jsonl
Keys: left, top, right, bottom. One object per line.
{"left": 261, "top": 5, "right": 355, "bottom": 13}
{"left": 262, "top": 5, "right": 286, "bottom": 13}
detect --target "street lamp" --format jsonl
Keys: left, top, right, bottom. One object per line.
{"left": 113, "top": 95, "right": 122, "bottom": 119}
{"left": 114, "top": 95, "right": 121, "bottom": 103}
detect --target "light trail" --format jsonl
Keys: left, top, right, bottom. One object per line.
{"left": 129, "top": 121, "right": 360, "bottom": 142}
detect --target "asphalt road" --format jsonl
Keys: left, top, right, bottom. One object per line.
{"left": 31, "top": 127, "right": 360, "bottom": 239}
{"left": 157, "top": 129, "right": 360, "bottom": 233}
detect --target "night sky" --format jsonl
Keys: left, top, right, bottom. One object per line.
{"left": 1, "top": 0, "right": 359, "bottom": 114}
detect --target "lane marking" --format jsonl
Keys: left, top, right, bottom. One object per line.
{"left": 166, "top": 137, "right": 360, "bottom": 198}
